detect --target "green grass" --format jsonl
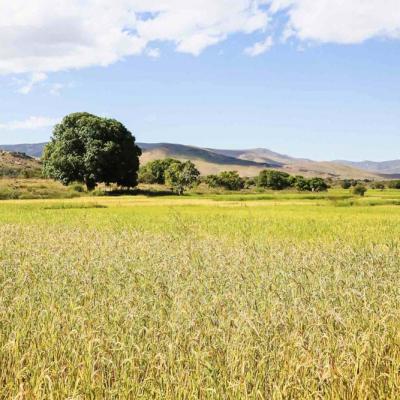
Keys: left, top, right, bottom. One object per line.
{"left": 1, "top": 191, "right": 400, "bottom": 398}
{"left": 0, "top": 179, "right": 84, "bottom": 200}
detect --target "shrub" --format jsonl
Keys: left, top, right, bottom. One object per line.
{"left": 257, "top": 170, "right": 291, "bottom": 190}
{"left": 308, "top": 177, "right": 328, "bottom": 192}
{"left": 139, "top": 159, "right": 181, "bottom": 185}
{"left": 205, "top": 174, "right": 221, "bottom": 188}
{"left": 371, "top": 182, "right": 385, "bottom": 190}
{"left": 204, "top": 171, "right": 245, "bottom": 191}
{"left": 341, "top": 180, "right": 352, "bottom": 189}
{"left": 243, "top": 177, "right": 256, "bottom": 189}
{"left": 388, "top": 180, "right": 400, "bottom": 189}
{"left": 353, "top": 184, "right": 367, "bottom": 197}
{"left": 70, "top": 183, "right": 85, "bottom": 193}
{"left": 294, "top": 176, "right": 311, "bottom": 192}
{"left": 218, "top": 171, "right": 245, "bottom": 190}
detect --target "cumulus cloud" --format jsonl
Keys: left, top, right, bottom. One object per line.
{"left": 0, "top": 0, "right": 269, "bottom": 75}
{"left": 0, "top": 0, "right": 399, "bottom": 80}
{"left": 269, "top": 0, "right": 400, "bottom": 44}
{"left": 245, "top": 36, "right": 273, "bottom": 56}
{"left": 0, "top": 116, "right": 59, "bottom": 130}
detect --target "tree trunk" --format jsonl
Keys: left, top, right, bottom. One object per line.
{"left": 85, "top": 178, "right": 96, "bottom": 191}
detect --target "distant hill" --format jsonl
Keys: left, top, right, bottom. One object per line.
{"left": 0, "top": 151, "right": 42, "bottom": 178}
{"left": 0, "top": 141, "right": 390, "bottom": 179}
{"left": 0, "top": 143, "right": 46, "bottom": 158}
{"left": 335, "top": 160, "right": 400, "bottom": 175}
{"left": 208, "top": 148, "right": 306, "bottom": 165}
{"left": 138, "top": 143, "right": 380, "bottom": 179}
{"left": 138, "top": 142, "right": 283, "bottom": 176}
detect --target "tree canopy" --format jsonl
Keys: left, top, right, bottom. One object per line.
{"left": 165, "top": 160, "right": 200, "bottom": 195}
{"left": 43, "top": 112, "right": 141, "bottom": 190}
{"left": 257, "top": 170, "right": 291, "bottom": 190}
{"left": 353, "top": 184, "right": 367, "bottom": 197}
{"left": 205, "top": 171, "right": 244, "bottom": 191}
{"left": 139, "top": 158, "right": 180, "bottom": 184}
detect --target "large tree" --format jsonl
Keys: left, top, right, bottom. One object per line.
{"left": 43, "top": 112, "right": 142, "bottom": 190}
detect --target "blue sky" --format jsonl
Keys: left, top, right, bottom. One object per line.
{"left": 0, "top": 1, "right": 399, "bottom": 161}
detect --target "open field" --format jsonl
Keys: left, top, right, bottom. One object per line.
{"left": 1, "top": 191, "right": 400, "bottom": 398}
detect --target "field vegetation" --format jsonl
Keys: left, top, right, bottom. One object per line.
{"left": 2, "top": 118, "right": 400, "bottom": 397}
{"left": 0, "top": 190, "right": 400, "bottom": 398}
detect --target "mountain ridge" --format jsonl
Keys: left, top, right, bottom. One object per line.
{"left": 0, "top": 141, "right": 398, "bottom": 179}
{"left": 335, "top": 159, "right": 400, "bottom": 175}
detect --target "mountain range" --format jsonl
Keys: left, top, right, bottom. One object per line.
{"left": 0, "top": 142, "right": 399, "bottom": 179}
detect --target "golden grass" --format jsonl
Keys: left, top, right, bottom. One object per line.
{"left": 0, "top": 194, "right": 400, "bottom": 398}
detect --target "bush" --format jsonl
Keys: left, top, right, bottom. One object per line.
{"left": 353, "top": 184, "right": 367, "bottom": 197}
{"left": 308, "top": 177, "right": 329, "bottom": 192}
{"left": 243, "top": 177, "right": 256, "bottom": 189}
{"left": 371, "top": 182, "right": 385, "bottom": 190}
{"left": 139, "top": 159, "right": 180, "bottom": 185}
{"left": 69, "top": 183, "right": 85, "bottom": 193}
{"left": 294, "top": 176, "right": 311, "bottom": 191}
{"left": 204, "top": 174, "right": 221, "bottom": 188}
{"left": 341, "top": 180, "right": 352, "bottom": 189}
{"left": 388, "top": 180, "right": 400, "bottom": 189}
{"left": 204, "top": 171, "right": 245, "bottom": 191}
{"left": 219, "top": 171, "right": 244, "bottom": 191}
{"left": 257, "top": 170, "right": 291, "bottom": 190}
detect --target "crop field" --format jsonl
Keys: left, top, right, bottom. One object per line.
{"left": 1, "top": 190, "right": 400, "bottom": 398}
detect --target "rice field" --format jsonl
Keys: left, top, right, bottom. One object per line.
{"left": 1, "top": 191, "right": 400, "bottom": 399}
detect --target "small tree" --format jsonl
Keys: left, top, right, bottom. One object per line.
{"left": 341, "top": 180, "right": 352, "bottom": 189}
{"left": 205, "top": 174, "right": 221, "bottom": 188}
{"left": 243, "top": 177, "right": 256, "bottom": 189}
{"left": 257, "top": 170, "right": 291, "bottom": 190}
{"left": 205, "top": 171, "right": 244, "bottom": 190}
{"left": 293, "top": 176, "right": 311, "bottom": 191}
{"left": 371, "top": 182, "right": 385, "bottom": 190}
{"left": 139, "top": 158, "right": 180, "bottom": 184}
{"left": 165, "top": 161, "right": 200, "bottom": 195}
{"left": 308, "top": 177, "right": 328, "bottom": 192}
{"left": 43, "top": 112, "right": 141, "bottom": 190}
{"left": 388, "top": 180, "right": 400, "bottom": 189}
{"left": 218, "top": 171, "right": 245, "bottom": 190}
{"left": 353, "top": 184, "right": 367, "bottom": 197}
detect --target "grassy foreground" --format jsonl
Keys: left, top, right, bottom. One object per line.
{"left": 1, "top": 193, "right": 400, "bottom": 398}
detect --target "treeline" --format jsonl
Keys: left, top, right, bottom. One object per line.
{"left": 140, "top": 159, "right": 329, "bottom": 193}
{"left": 23, "top": 112, "right": 400, "bottom": 196}
{"left": 341, "top": 179, "right": 400, "bottom": 190}
{"left": 205, "top": 170, "right": 329, "bottom": 192}
{"left": 139, "top": 158, "right": 200, "bottom": 195}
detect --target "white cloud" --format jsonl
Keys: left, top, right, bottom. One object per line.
{"left": 245, "top": 36, "right": 273, "bottom": 56}
{"left": 269, "top": 0, "right": 400, "bottom": 44}
{"left": 17, "top": 72, "right": 47, "bottom": 94}
{"left": 146, "top": 48, "right": 161, "bottom": 58}
{"left": 0, "top": 116, "right": 59, "bottom": 130}
{"left": 0, "top": 0, "right": 269, "bottom": 75}
{"left": 0, "top": 0, "right": 399, "bottom": 81}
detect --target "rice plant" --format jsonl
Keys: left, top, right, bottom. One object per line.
{"left": 0, "top": 194, "right": 399, "bottom": 398}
